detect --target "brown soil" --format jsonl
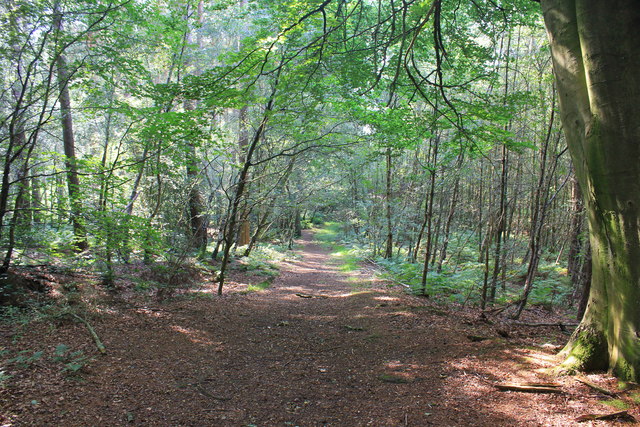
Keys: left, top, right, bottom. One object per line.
{"left": 1, "top": 231, "right": 638, "bottom": 426}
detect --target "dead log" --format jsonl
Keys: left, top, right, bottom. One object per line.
{"left": 495, "top": 383, "right": 562, "bottom": 393}
{"left": 576, "top": 410, "right": 631, "bottom": 422}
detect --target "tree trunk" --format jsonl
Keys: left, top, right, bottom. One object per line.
{"left": 420, "top": 134, "right": 439, "bottom": 296}
{"left": 513, "top": 97, "right": 556, "bottom": 319}
{"left": 542, "top": 0, "right": 640, "bottom": 379}
{"left": 489, "top": 143, "right": 508, "bottom": 303}
{"left": 185, "top": 105, "right": 208, "bottom": 250}
{"left": 216, "top": 68, "right": 281, "bottom": 294}
{"left": 383, "top": 147, "right": 393, "bottom": 259}
{"left": 54, "top": 4, "right": 88, "bottom": 251}
{"left": 567, "top": 172, "right": 585, "bottom": 278}
{"left": 437, "top": 172, "right": 460, "bottom": 273}
{"left": 184, "top": 1, "right": 208, "bottom": 251}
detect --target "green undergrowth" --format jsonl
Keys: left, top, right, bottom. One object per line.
{"left": 314, "top": 223, "right": 574, "bottom": 309}
{"left": 375, "top": 258, "right": 479, "bottom": 304}
{"left": 313, "top": 223, "right": 368, "bottom": 273}
{"left": 377, "top": 255, "right": 572, "bottom": 307}
{"left": 1, "top": 342, "right": 92, "bottom": 388}
{"left": 232, "top": 243, "right": 298, "bottom": 295}
{"left": 313, "top": 222, "right": 344, "bottom": 247}
{"left": 233, "top": 243, "right": 297, "bottom": 278}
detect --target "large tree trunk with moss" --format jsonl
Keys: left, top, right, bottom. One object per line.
{"left": 541, "top": 0, "right": 640, "bottom": 379}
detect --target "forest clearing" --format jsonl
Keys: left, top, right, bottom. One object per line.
{"left": 2, "top": 0, "right": 640, "bottom": 425}
{"left": 2, "top": 231, "right": 638, "bottom": 426}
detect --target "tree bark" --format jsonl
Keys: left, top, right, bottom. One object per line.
{"left": 54, "top": 4, "right": 88, "bottom": 251}
{"left": 513, "top": 97, "right": 557, "bottom": 319}
{"left": 184, "top": 1, "right": 208, "bottom": 251}
{"left": 567, "top": 172, "right": 585, "bottom": 278}
{"left": 541, "top": 0, "right": 640, "bottom": 379}
{"left": 216, "top": 68, "right": 281, "bottom": 294}
{"left": 420, "top": 133, "right": 439, "bottom": 296}
{"left": 384, "top": 147, "right": 393, "bottom": 259}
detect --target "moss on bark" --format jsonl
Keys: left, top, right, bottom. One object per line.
{"left": 560, "top": 323, "right": 608, "bottom": 374}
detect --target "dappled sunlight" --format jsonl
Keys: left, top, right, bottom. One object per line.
{"left": 133, "top": 306, "right": 170, "bottom": 318}
{"left": 169, "top": 325, "right": 220, "bottom": 347}
{"left": 373, "top": 295, "right": 401, "bottom": 302}
{"left": 289, "top": 314, "right": 337, "bottom": 322}
{"left": 423, "top": 343, "right": 588, "bottom": 424}
{"left": 384, "top": 360, "right": 422, "bottom": 371}
{"left": 183, "top": 287, "right": 216, "bottom": 296}
{"left": 384, "top": 310, "right": 418, "bottom": 318}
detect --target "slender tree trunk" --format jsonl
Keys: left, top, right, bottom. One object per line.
{"left": 514, "top": 97, "right": 556, "bottom": 319}
{"left": 420, "top": 134, "right": 440, "bottom": 296}
{"left": 489, "top": 144, "right": 508, "bottom": 303}
{"left": 54, "top": 4, "right": 87, "bottom": 251}
{"left": 183, "top": 1, "right": 208, "bottom": 251}
{"left": 477, "top": 158, "right": 485, "bottom": 262}
{"left": 217, "top": 69, "right": 281, "bottom": 294}
{"left": 185, "top": 100, "right": 208, "bottom": 250}
{"left": 437, "top": 170, "right": 460, "bottom": 273}
{"left": 489, "top": 30, "right": 513, "bottom": 303}
{"left": 384, "top": 147, "right": 393, "bottom": 259}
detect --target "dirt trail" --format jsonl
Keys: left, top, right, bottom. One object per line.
{"left": 1, "top": 232, "right": 625, "bottom": 426}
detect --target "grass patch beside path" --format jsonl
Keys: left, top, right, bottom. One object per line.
{"left": 312, "top": 223, "right": 365, "bottom": 273}
{"left": 240, "top": 280, "right": 272, "bottom": 294}
{"left": 313, "top": 222, "right": 343, "bottom": 245}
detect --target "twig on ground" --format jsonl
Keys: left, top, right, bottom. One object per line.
{"left": 70, "top": 313, "right": 107, "bottom": 354}
{"left": 495, "top": 382, "right": 563, "bottom": 393}
{"left": 295, "top": 293, "right": 328, "bottom": 299}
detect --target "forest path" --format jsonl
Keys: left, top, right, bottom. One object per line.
{"left": 2, "top": 232, "right": 609, "bottom": 426}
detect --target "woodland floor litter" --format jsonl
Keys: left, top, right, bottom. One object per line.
{"left": 1, "top": 231, "right": 638, "bottom": 426}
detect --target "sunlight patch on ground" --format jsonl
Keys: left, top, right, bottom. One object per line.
{"left": 169, "top": 325, "right": 218, "bottom": 347}
{"left": 134, "top": 307, "right": 170, "bottom": 318}
{"left": 91, "top": 306, "right": 120, "bottom": 315}
{"left": 333, "top": 290, "right": 375, "bottom": 298}
{"left": 501, "top": 348, "right": 561, "bottom": 368}
{"left": 289, "top": 314, "right": 337, "bottom": 322}
{"left": 386, "top": 310, "right": 418, "bottom": 318}
{"left": 278, "top": 285, "right": 340, "bottom": 296}
{"left": 385, "top": 360, "right": 421, "bottom": 370}
{"left": 184, "top": 287, "right": 216, "bottom": 295}
{"left": 373, "top": 295, "right": 401, "bottom": 302}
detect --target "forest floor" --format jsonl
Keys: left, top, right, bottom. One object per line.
{"left": 1, "top": 231, "right": 639, "bottom": 426}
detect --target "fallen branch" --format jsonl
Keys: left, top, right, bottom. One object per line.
{"left": 495, "top": 383, "right": 563, "bottom": 393}
{"left": 575, "top": 377, "right": 617, "bottom": 396}
{"left": 576, "top": 410, "right": 631, "bottom": 422}
{"left": 482, "top": 305, "right": 510, "bottom": 316}
{"left": 70, "top": 313, "right": 106, "bottom": 354}
{"left": 295, "top": 293, "right": 328, "bottom": 299}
